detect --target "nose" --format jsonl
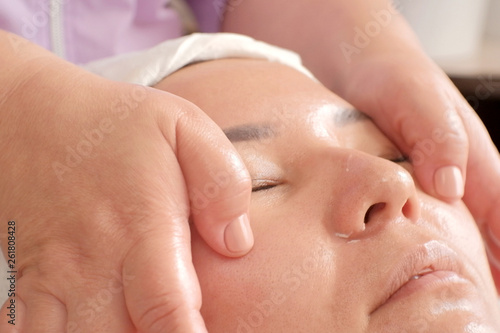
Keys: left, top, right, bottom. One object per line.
{"left": 320, "top": 149, "right": 420, "bottom": 239}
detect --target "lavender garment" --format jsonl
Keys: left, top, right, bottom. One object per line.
{"left": 0, "top": 0, "right": 225, "bottom": 64}
{"left": 186, "top": 0, "right": 225, "bottom": 33}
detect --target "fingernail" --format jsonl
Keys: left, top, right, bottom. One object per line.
{"left": 224, "top": 214, "right": 254, "bottom": 254}
{"left": 434, "top": 166, "right": 464, "bottom": 199}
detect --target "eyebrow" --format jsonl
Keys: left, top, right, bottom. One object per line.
{"left": 222, "top": 107, "right": 368, "bottom": 143}
{"left": 223, "top": 124, "right": 275, "bottom": 143}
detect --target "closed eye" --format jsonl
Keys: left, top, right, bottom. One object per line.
{"left": 251, "top": 179, "right": 280, "bottom": 192}
{"left": 390, "top": 155, "right": 409, "bottom": 164}
{"left": 250, "top": 155, "right": 408, "bottom": 193}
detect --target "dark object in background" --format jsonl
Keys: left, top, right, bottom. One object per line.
{"left": 474, "top": 98, "right": 500, "bottom": 150}
{"left": 451, "top": 76, "right": 500, "bottom": 151}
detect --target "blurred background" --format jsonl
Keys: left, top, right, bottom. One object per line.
{"left": 399, "top": 0, "right": 500, "bottom": 150}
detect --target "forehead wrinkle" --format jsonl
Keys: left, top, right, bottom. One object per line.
{"left": 223, "top": 124, "right": 276, "bottom": 143}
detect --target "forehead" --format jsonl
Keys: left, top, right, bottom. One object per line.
{"left": 222, "top": 106, "right": 369, "bottom": 145}
{"left": 156, "top": 58, "right": 354, "bottom": 130}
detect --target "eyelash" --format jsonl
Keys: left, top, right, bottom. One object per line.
{"left": 252, "top": 184, "right": 277, "bottom": 192}
{"left": 390, "top": 155, "right": 410, "bottom": 164}
{"left": 251, "top": 180, "right": 280, "bottom": 193}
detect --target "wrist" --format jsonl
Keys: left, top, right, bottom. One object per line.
{"left": 328, "top": 14, "right": 427, "bottom": 95}
{"left": 290, "top": 0, "right": 430, "bottom": 96}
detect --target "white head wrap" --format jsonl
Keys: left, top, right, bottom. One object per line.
{"left": 84, "top": 33, "right": 316, "bottom": 85}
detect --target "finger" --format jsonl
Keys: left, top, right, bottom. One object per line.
{"left": 123, "top": 94, "right": 227, "bottom": 332}
{"left": 482, "top": 190, "right": 500, "bottom": 292}
{"left": 158, "top": 94, "right": 254, "bottom": 257}
{"left": 65, "top": 298, "right": 134, "bottom": 332}
{"left": 402, "top": 89, "right": 469, "bottom": 202}
{"left": 458, "top": 99, "right": 500, "bottom": 227}
{"left": 453, "top": 89, "right": 500, "bottom": 289}
{"left": 64, "top": 272, "right": 136, "bottom": 333}
{"left": 19, "top": 284, "right": 66, "bottom": 333}
{"left": 0, "top": 293, "right": 25, "bottom": 332}
{"left": 481, "top": 199, "right": 500, "bottom": 293}
{"left": 123, "top": 218, "right": 207, "bottom": 333}
{"left": 485, "top": 224, "right": 500, "bottom": 293}
{"left": 354, "top": 67, "right": 469, "bottom": 202}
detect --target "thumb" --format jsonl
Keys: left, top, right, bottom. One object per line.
{"left": 123, "top": 221, "right": 207, "bottom": 333}
{"left": 161, "top": 95, "right": 254, "bottom": 257}
{"left": 353, "top": 68, "right": 469, "bottom": 202}
{"left": 401, "top": 91, "right": 469, "bottom": 202}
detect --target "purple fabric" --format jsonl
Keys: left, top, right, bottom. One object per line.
{"left": 0, "top": 0, "right": 225, "bottom": 64}
{"left": 186, "top": 0, "right": 226, "bottom": 33}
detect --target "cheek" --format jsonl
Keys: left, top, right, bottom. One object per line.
{"left": 419, "top": 196, "right": 485, "bottom": 265}
{"left": 191, "top": 217, "right": 346, "bottom": 332}
{"left": 418, "top": 195, "right": 498, "bottom": 299}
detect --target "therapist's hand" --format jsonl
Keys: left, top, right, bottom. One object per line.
{"left": 0, "top": 32, "right": 252, "bottom": 333}
{"left": 342, "top": 52, "right": 500, "bottom": 291}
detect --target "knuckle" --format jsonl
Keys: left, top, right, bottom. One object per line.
{"left": 174, "top": 98, "right": 203, "bottom": 119}
{"left": 152, "top": 91, "right": 203, "bottom": 123}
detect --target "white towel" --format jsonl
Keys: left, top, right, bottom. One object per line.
{"left": 84, "top": 32, "right": 316, "bottom": 86}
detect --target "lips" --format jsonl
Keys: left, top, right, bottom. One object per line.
{"left": 408, "top": 267, "right": 433, "bottom": 280}
{"left": 371, "top": 240, "right": 473, "bottom": 313}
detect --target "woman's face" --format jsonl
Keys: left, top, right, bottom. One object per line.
{"left": 156, "top": 59, "right": 500, "bottom": 332}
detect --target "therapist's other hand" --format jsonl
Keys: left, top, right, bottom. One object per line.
{"left": 0, "top": 32, "right": 252, "bottom": 333}
{"left": 342, "top": 52, "right": 500, "bottom": 292}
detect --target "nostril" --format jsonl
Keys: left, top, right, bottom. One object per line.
{"left": 364, "top": 203, "right": 386, "bottom": 224}
{"left": 402, "top": 198, "right": 419, "bottom": 221}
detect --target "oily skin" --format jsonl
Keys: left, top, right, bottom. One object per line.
{"left": 155, "top": 59, "right": 500, "bottom": 332}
